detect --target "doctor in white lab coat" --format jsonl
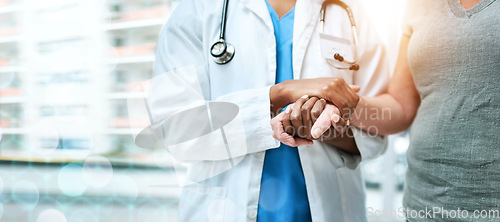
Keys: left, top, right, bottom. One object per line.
{"left": 150, "top": 0, "right": 390, "bottom": 221}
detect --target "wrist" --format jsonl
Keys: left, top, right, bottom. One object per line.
{"left": 351, "top": 96, "right": 366, "bottom": 125}
{"left": 355, "top": 96, "right": 365, "bottom": 110}
{"left": 270, "top": 82, "right": 291, "bottom": 112}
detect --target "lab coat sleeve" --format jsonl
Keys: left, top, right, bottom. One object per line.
{"left": 149, "top": 0, "right": 279, "bottom": 163}
{"left": 334, "top": 2, "right": 391, "bottom": 170}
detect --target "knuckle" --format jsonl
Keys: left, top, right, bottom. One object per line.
{"left": 327, "top": 78, "right": 344, "bottom": 90}
{"left": 322, "top": 85, "right": 330, "bottom": 92}
{"left": 327, "top": 81, "right": 337, "bottom": 89}
{"left": 332, "top": 78, "right": 342, "bottom": 85}
{"left": 316, "top": 100, "right": 325, "bottom": 107}
{"left": 312, "top": 108, "right": 321, "bottom": 116}
{"left": 341, "top": 101, "right": 349, "bottom": 109}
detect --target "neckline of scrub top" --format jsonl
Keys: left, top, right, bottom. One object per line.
{"left": 267, "top": 3, "right": 295, "bottom": 20}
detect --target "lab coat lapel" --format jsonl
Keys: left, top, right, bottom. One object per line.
{"left": 293, "top": 0, "right": 323, "bottom": 79}
{"left": 237, "top": 0, "right": 276, "bottom": 85}
{"left": 237, "top": 0, "right": 274, "bottom": 30}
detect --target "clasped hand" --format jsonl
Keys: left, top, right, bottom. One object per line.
{"left": 271, "top": 78, "right": 360, "bottom": 147}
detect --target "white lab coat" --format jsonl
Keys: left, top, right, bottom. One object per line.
{"left": 151, "top": 0, "right": 390, "bottom": 221}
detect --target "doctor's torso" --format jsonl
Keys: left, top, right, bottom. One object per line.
{"left": 156, "top": 0, "right": 390, "bottom": 221}
{"left": 195, "top": 0, "right": 362, "bottom": 99}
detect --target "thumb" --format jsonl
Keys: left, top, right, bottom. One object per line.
{"left": 349, "top": 85, "right": 361, "bottom": 92}
{"left": 311, "top": 105, "right": 336, "bottom": 139}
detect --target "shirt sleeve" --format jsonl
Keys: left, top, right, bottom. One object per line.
{"left": 149, "top": 0, "right": 279, "bottom": 163}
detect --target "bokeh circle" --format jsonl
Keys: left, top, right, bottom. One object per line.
{"left": 11, "top": 180, "right": 39, "bottom": 210}
{"left": 57, "top": 164, "right": 88, "bottom": 196}
{"left": 37, "top": 209, "right": 67, "bottom": 222}
{"left": 82, "top": 156, "right": 114, "bottom": 188}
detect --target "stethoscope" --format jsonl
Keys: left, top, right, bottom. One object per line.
{"left": 210, "top": 0, "right": 235, "bottom": 64}
{"left": 321, "top": 0, "right": 359, "bottom": 71}
{"left": 210, "top": 0, "right": 359, "bottom": 71}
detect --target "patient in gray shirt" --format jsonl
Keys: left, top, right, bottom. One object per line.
{"left": 271, "top": 0, "right": 499, "bottom": 220}
{"left": 402, "top": 0, "right": 499, "bottom": 221}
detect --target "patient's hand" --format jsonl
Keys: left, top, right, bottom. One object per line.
{"left": 271, "top": 95, "right": 349, "bottom": 147}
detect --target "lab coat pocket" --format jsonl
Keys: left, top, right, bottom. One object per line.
{"left": 179, "top": 185, "right": 237, "bottom": 222}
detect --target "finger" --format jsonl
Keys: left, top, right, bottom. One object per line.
{"left": 310, "top": 104, "right": 336, "bottom": 139}
{"left": 332, "top": 115, "right": 347, "bottom": 134}
{"left": 349, "top": 85, "right": 361, "bottom": 92}
{"left": 279, "top": 131, "right": 301, "bottom": 147}
{"left": 293, "top": 137, "right": 314, "bottom": 146}
{"left": 270, "top": 112, "right": 285, "bottom": 140}
{"left": 301, "top": 97, "right": 319, "bottom": 140}
{"left": 328, "top": 105, "right": 349, "bottom": 134}
{"left": 290, "top": 95, "right": 309, "bottom": 138}
{"left": 311, "top": 98, "right": 326, "bottom": 123}
{"left": 277, "top": 129, "right": 313, "bottom": 147}
{"left": 270, "top": 112, "right": 303, "bottom": 146}
{"left": 282, "top": 105, "right": 294, "bottom": 135}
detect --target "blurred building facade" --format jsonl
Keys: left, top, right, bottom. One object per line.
{"left": 0, "top": 0, "right": 409, "bottom": 221}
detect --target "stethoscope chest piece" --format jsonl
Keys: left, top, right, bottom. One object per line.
{"left": 211, "top": 0, "right": 235, "bottom": 65}
{"left": 211, "top": 40, "right": 235, "bottom": 64}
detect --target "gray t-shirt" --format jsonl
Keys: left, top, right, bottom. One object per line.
{"left": 402, "top": 0, "right": 500, "bottom": 221}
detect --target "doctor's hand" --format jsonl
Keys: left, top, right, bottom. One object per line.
{"left": 270, "top": 78, "right": 360, "bottom": 121}
{"left": 271, "top": 96, "right": 349, "bottom": 147}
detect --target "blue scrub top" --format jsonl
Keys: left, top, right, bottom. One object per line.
{"left": 257, "top": 2, "right": 312, "bottom": 222}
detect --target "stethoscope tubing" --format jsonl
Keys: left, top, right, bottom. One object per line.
{"left": 219, "top": 0, "right": 230, "bottom": 40}
{"left": 320, "top": 0, "right": 359, "bottom": 69}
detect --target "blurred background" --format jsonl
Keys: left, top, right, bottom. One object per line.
{"left": 0, "top": 0, "right": 408, "bottom": 221}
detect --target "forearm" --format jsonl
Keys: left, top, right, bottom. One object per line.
{"left": 349, "top": 35, "right": 420, "bottom": 136}
{"left": 351, "top": 94, "right": 414, "bottom": 135}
